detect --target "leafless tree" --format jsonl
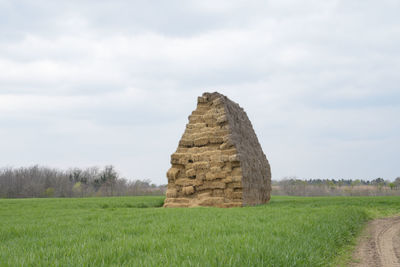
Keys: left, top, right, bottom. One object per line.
{"left": 0, "top": 165, "right": 166, "bottom": 198}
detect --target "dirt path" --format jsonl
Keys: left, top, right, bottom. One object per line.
{"left": 351, "top": 216, "right": 400, "bottom": 267}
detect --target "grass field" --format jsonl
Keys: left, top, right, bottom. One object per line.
{"left": 1, "top": 196, "right": 399, "bottom": 266}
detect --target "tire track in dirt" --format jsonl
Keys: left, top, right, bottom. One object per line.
{"left": 351, "top": 216, "right": 400, "bottom": 267}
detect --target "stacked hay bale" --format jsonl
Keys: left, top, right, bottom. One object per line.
{"left": 164, "top": 92, "right": 271, "bottom": 207}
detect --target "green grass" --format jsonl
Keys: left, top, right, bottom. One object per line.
{"left": 0, "top": 196, "right": 399, "bottom": 266}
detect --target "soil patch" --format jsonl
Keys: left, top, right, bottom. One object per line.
{"left": 351, "top": 216, "right": 400, "bottom": 266}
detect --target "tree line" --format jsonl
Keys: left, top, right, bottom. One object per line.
{"left": 272, "top": 177, "right": 400, "bottom": 196}
{"left": 2, "top": 165, "right": 398, "bottom": 198}
{"left": 0, "top": 165, "right": 166, "bottom": 198}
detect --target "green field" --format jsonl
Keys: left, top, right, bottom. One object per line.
{"left": 1, "top": 196, "right": 399, "bottom": 266}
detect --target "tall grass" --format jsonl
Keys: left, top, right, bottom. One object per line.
{"left": 0, "top": 196, "right": 399, "bottom": 266}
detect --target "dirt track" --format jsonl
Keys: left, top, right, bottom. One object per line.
{"left": 351, "top": 216, "right": 400, "bottom": 267}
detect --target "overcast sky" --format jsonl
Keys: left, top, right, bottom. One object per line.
{"left": 1, "top": 0, "right": 399, "bottom": 184}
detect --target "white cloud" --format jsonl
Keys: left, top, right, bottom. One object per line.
{"left": 0, "top": 0, "right": 399, "bottom": 183}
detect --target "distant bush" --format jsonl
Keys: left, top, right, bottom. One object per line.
{"left": 45, "top": 187, "right": 55, "bottom": 197}
{"left": 0, "top": 165, "right": 166, "bottom": 198}
{"left": 272, "top": 177, "right": 400, "bottom": 196}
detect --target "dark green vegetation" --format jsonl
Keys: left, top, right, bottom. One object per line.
{"left": 1, "top": 196, "right": 399, "bottom": 266}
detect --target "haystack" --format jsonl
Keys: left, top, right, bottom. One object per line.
{"left": 164, "top": 92, "right": 271, "bottom": 207}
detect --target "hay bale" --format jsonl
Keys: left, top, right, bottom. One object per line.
{"left": 164, "top": 92, "right": 271, "bottom": 208}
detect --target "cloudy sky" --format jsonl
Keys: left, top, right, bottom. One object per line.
{"left": 1, "top": 0, "right": 399, "bottom": 184}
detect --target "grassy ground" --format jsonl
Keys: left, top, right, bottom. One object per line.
{"left": 0, "top": 196, "right": 399, "bottom": 266}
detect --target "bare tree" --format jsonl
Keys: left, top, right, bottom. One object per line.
{"left": 0, "top": 165, "right": 166, "bottom": 198}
